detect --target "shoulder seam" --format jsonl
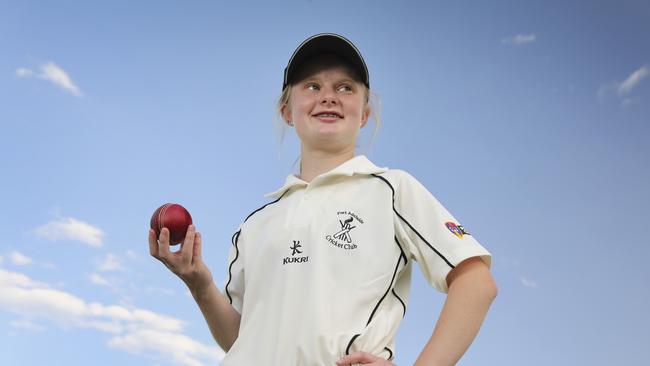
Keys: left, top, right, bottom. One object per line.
{"left": 224, "top": 190, "right": 289, "bottom": 304}
{"left": 370, "top": 174, "right": 455, "bottom": 270}
{"left": 243, "top": 189, "right": 289, "bottom": 224}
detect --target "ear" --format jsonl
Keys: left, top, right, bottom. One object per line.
{"left": 280, "top": 102, "right": 292, "bottom": 125}
{"left": 360, "top": 106, "right": 370, "bottom": 128}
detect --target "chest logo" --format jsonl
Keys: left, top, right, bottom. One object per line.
{"left": 325, "top": 211, "right": 364, "bottom": 250}
{"left": 283, "top": 240, "right": 309, "bottom": 265}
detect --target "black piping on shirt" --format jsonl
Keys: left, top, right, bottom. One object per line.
{"left": 225, "top": 191, "right": 288, "bottom": 305}
{"left": 392, "top": 236, "right": 408, "bottom": 318}
{"left": 392, "top": 288, "right": 406, "bottom": 318}
{"left": 384, "top": 347, "right": 394, "bottom": 360}
{"left": 371, "top": 173, "right": 455, "bottom": 269}
{"left": 346, "top": 236, "right": 407, "bottom": 355}
{"left": 366, "top": 247, "right": 407, "bottom": 326}
{"left": 345, "top": 333, "right": 361, "bottom": 355}
{"left": 225, "top": 230, "right": 241, "bottom": 304}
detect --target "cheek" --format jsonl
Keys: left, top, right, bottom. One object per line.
{"left": 347, "top": 100, "right": 366, "bottom": 119}
{"left": 292, "top": 100, "right": 314, "bottom": 119}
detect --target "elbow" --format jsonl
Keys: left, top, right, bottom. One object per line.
{"left": 447, "top": 257, "right": 498, "bottom": 301}
{"left": 484, "top": 274, "right": 498, "bottom": 302}
{"left": 217, "top": 336, "right": 236, "bottom": 353}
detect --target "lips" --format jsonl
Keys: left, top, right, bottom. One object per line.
{"left": 312, "top": 111, "right": 343, "bottom": 122}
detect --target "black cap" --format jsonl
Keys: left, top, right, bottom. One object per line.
{"left": 282, "top": 33, "right": 369, "bottom": 91}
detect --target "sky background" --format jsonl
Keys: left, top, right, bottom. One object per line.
{"left": 1, "top": 0, "right": 649, "bottom": 365}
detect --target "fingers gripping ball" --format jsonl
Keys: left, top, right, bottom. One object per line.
{"left": 150, "top": 203, "right": 193, "bottom": 245}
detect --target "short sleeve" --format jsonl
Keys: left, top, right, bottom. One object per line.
{"left": 224, "top": 229, "right": 245, "bottom": 314}
{"left": 389, "top": 170, "right": 491, "bottom": 293}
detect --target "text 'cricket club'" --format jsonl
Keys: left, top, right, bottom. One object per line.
{"left": 325, "top": 211, "right": 364, "bottom": 250}
{"left": 283, "top": 240, "right": 309, "bottom": 265}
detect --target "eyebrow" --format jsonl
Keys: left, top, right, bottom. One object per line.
{"left": 301, "top": 77, "right": 358, "bottom": 85}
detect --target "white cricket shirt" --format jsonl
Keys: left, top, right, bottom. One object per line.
{"left": 221, "top": 155, "right": 491, "bottom": 365}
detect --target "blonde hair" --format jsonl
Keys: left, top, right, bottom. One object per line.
{"left": 274, "top": 84, "right": 382, "bottom": 156}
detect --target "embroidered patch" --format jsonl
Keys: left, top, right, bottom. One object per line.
{"left": 324, "top": 211, "right": 364, "bottom": 250}
{"left": 445, "top": 222, "right": 470, "bottom": 239}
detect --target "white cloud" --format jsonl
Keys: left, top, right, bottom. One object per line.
{"left": 41, "top": 261, "right": 57, "bottom": 270}
{"left": 145, "top": 286, "right": 175, "bottom": 296}
{"left": 109, "top": 329, "right": 223, "bottom": 366}
{"left": 0, "top": 267, "right": 224, "bottom": 365}
{"left": 598, "top": 82, "right": 616, "bottom": 100}
{"left": 10, "top": 319, "right": 46, "bottom": 332}
{"left": 33, "top": 217, "right": 104, "bottom": 247}
{"left": 0, "top": 268, "right": 48, "bottom": 288}
{"left": 9, "top": 251, "right": 33, "bottom": 266}
{"left": 617, "top": 65, "right": 649, "bottom": 95}
{"left": 598, "top": 64, "right": 648, "bottom": 107}
{"left": 16, "top": 68, "right": 34, "bottom": 77}
{"left": 98, "top": 253, "right": 125, "bottom": 272}
{"left": 15, "top": 61, "right": 83, "bottom": 97}
{"left": 520, "top": 276, "right": 538, "bottom": 288}
{"left": 90, "top": 273, "right": 110, "bottom": 286}
{"left": 501, "top": 33, "right": 536, "bottom": 45}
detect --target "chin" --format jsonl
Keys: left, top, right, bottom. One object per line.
{"left": 306, "top": 135, "right": 356, "bottom": 151}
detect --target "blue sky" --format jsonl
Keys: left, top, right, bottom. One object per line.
{"left": 1, "top": 0, "right": 649, "bottom": 365}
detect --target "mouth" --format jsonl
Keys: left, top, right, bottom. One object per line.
{"left": 312, "top": 111, "right": 344, "bottom": 123}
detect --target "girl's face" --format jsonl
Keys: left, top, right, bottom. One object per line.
{"left": 282, "top": 63, "right": 369, "bottom": 153}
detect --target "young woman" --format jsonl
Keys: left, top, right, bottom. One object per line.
{"left": 149, "top": 33, "right": 497, "bottom": 366}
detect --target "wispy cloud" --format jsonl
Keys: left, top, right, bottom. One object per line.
{"left": 89, "top": 273, "right": 111, "bottom": 286}
{"left": 617, "top": 65, "right": 649, "bottom": 95}
{"left": 9, "top": 251, "right": 33, "bottom": 266}
{"left": 125, "top": 250, "right": 137, "bottom": 259}
{"left": 501, "top": 33, "right": 536, "bottom": 45}
{"left": 621, "top": 98, "right": 639, "bottom": 108}
{"left": 16, "top": 61, "right": 83, "bottom": 97}
{"left": 16, "top": 68, "right": 34, "bottom": 77}
{"left": 144, "top": 286, "right": 175, "bottom": 296}
{"left": 97, "top": 253, "right": 125, "bottom": 272}
{"left": 598, "top": 83, "right": 616, "bottom": 100}
{"left": 10, "top": 319, "right": 46, "bottom": 332}
{"left": 33, "top": 217, "right": 104, "bottom": 247}
{"left": 520, "top": 276, "right": 538, "bottom": 288}
{"left": 0, "top": 267, "right": 224, "bottom": 366}
{"left": 598, "top": 64, "right": 649, "bottom": 107}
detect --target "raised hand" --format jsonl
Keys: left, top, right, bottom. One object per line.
{"left": 148, "top": 225, "right": 213, "bottom": 293}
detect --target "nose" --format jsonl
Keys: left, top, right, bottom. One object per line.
{"left": 320, "top": 87, "right": 338, "bottom": 105}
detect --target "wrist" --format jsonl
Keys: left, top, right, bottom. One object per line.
{"left": 185, "top": 276, "right": 214, "bottom": 299}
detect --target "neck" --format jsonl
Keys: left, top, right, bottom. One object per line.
{"left": 298, "top": 146, "right": 356, "bottom": 183}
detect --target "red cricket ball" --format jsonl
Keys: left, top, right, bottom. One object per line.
{"left": 150, "top": 203, "right": 193, "bottom": 245}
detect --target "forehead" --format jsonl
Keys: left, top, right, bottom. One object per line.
{"left": 290, "top": 54, "right": 363, "bottom": 84}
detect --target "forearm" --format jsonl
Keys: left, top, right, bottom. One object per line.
{"left": 189, "top": 281, "right": 241, "bottom": 351}
{"left": 414, "top": 260, "right": 497, "bottom": 366}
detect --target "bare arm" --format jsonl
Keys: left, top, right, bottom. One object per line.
{"left": 149, "top": 226, "right": 241, "bottom": 351}
{"left": 188, "top": 275, "right": 241, "bottom": 351}
{"left": 337, "top": 257, "right": 496, "bottom": 366}
{"left": 414, "top": 256, "right": 497, "bottom": 366}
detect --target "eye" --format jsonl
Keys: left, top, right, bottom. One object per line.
{"left": 306, "top": 83, "right": 320, "bottom": 91}
{"left": 337, "top": 84, "right": 353, "bottom": 93}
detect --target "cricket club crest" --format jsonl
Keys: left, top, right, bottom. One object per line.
{"left": 325, "top": 211, "right": 365, "bottom": 250}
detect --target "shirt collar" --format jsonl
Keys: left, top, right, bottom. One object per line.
{"left": 265, "top": 155, "right": 388, "bottom": 198}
